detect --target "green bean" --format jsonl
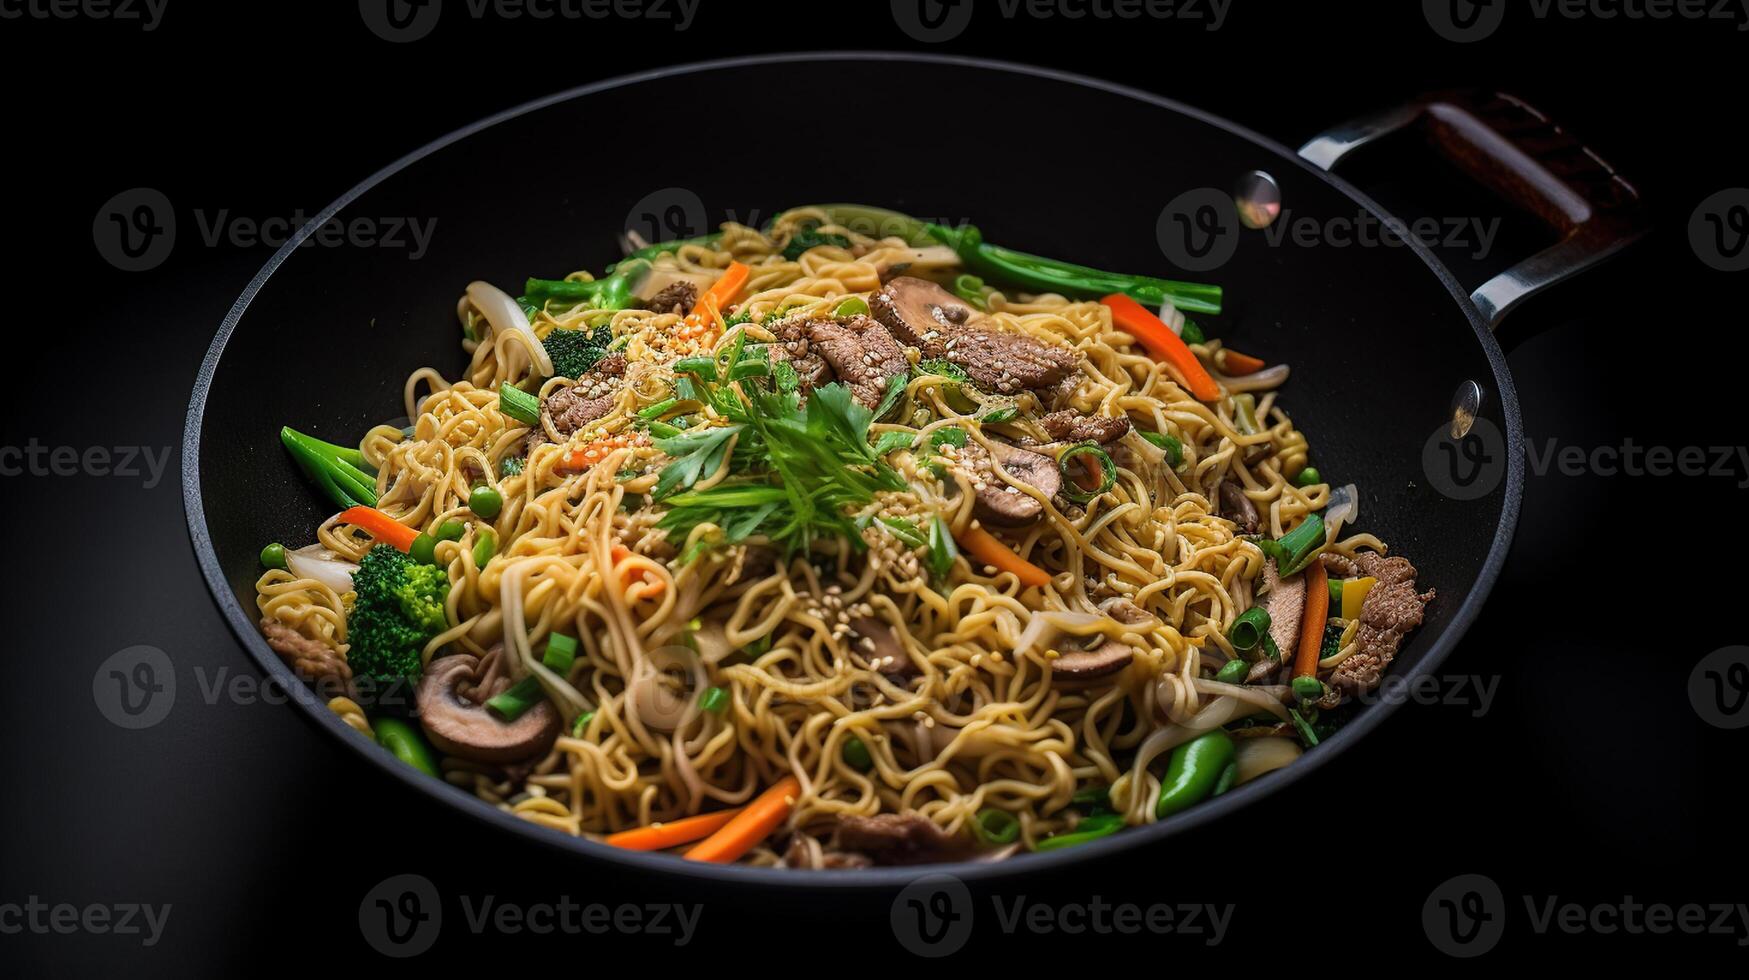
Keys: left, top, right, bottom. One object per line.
{"left": 1036, "top": 812, "right": 1125, "bottom": 851}
{"left": 373, "top": 717, "right": 440, "bottom": 778}
{"left": 1214, "top": 658, "right": 1249, "bottom": 685}
{"left": 472, "top": 528, "right": 496, "bottom": 569}
{"left": 1155, "top": 730, "right": 1236, "bottom": 819}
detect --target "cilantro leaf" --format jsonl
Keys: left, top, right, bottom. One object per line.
{"left": 652, "top": 424, "right": 742, "bottom": 500}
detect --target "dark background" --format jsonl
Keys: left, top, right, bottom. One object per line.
{"left": 4, "top": 0, "right": 1745, "bottom": 972}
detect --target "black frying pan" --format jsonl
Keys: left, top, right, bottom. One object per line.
{"left": 182, "top": 53, "right": 1640, "bottom": 887}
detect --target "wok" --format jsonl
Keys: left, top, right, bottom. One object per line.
{"left": 182, "top": 53, "right": 1640, "bottom": 886}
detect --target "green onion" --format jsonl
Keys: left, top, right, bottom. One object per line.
{"left": 971, "top": 807, "right": 1020, "bottom": 845}
{"left": 259, "top": 542, "right": 287, "bottom": 570}
{"left": 1288, "top": 707, "right": 1320, "bottom": 747}
{"left": 1140, "top": 430, "right": 1184, "bottom": 468}
{"left": 435, "top": 519, "right": 466, "bottom": 542}
{"left": 1262, "top": 512, "right": 1327, "bottom": 576}
{"left": 1258, "top": 634, "right": 1282, "bottom": 663}
{"left": 953, "top": 274, "right": 990, "bottom": 311}
{"left": 498, "top": 384, "right": 541, "bottom": 426}
{"left": 1180, "top": 319, "right": 1206, "bottom": 344}
{"left": 699, "top": 686, "right": 729, "bottom": 713}
{"left": 1070, "top": 784, "right": 1111, "bottom": 809}
{"left": 979, "top": 406, "right": 1018, "bottom": 423}
{"left": 571, "top": 710, "right": 595, "bottom": 738}
{"left": 878, "top": 516, "right": 928, "bottom": 549}
{"left": 408, "top": 532, "right": 437, "bottom": 566}
{"left": 1035, "top": 812, "right": 1125, "bottom": 851}
{"left": 374, "top": 717, "right": 441, "bottom": 778}
{"left": 1328, "top": 577, "right": 1344, "bottom": 609}
{"left": 842, "top": 736, "right": 873, "bottom": 772}
{"left": 745, "top": 634, "right": 772, "bottom": 657}
{"left": 1233, "top": 394, "right": 1261, "bottom": 436}
{"left": 1214, "top": 658, "right": 1249, "bottom": 685}
{"left": 671, "top": 356, "right": 718, "bottom": 381}
{"left": 639, "top": 398, "right": 679, "bottom": 419}
{"left": 1058, "top": 443, "right": 1117, "bottom": 504}
{"left": 1295, "top": 466, "right": 1322, "bottom": 487}
{"left": 472, "top": 528, "right": 496, "bottom": 569}
{"left": 1228, "top": 606, "right": 1271, "bottom": 651}
{"left": 486, "top": 676, "right": 544, "bottom": 721}
{"left": 543, "top": 633, "right": 578, "bottom": 674}
{"left": 280, "top": 426, "right": 378, "bottom": 510}
{"left": 834, "top": 296, "right": 870, "bottom": 317}
{"left": 926, "top": 515, "right": 958, "bottom": 579}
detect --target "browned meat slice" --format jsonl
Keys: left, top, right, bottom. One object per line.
{"left": 955, "top": 439, "right": 1062, "bottom": 527}
{"left": 836, "top": 813, "right": 972, "bottom": 866}
{"left": 1219, "top": 482, "right": 1262, "bottom": 535}
{"left": 1051, "top": 639, "right": 1134, "bottom": 681}
{"left": 636, "top": 281, "right": 698, "bottom": 316}
{"left": 1329, "top": 552, "right": 1435, "bottom": 695}
{"left": 260, "top": 618, "right": 351, "bottom": 694}
{"left": 941, "top": 328, "right": 1077, "bottom": 394}
{"left": 802, "top": 314, "right": 909, "bottom": 409}
{"left": 871, "top": 276, "right": 975, "bottom": 355}
{"left": 770, "top": 318, "right": 833, "bottom": 391}
{"left": 543, "top": 383, "right": 616, "bottom": 440}
{"left": 1041, "top": 409, "right": 1131, "bottom": 444}
{"left": 849, "top": 615, "right": 913, "bottom": 676}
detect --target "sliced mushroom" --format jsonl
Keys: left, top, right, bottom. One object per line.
{"left": 848, "top": 615, "right": 912, "bottom": 676}
{"left": 1051, "top": 638, "right": 1136, "bottom": 681}
{"left": 870, "top": 276, "right": 978, "bottom": 353}
{"left": 1219, "top": 481, "right": 1261, "bottom": 535}
{"left": 965, "top": 440, "right": 1062, "bottom": 528}
{"left": 416, "top": 655, "right": 560, "bottom": 764}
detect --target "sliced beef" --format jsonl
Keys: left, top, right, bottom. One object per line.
{"left": 801, "top": 314, "right": 909, "bottom": 410}
{"left": 543, "top": 383, "right": 616, "bottom": 439}
{"left": 771, "top": 318, "right": 833, "bottom": 392}
{"left": 1329, "top": 552, "right": 1435, "bottom": 695}
{"left": 260, "top": 618, "right": 351, "bottom": 694}
{"left": 956, "top": 439, "right": 1062, "bottom": 527}
{"left": 1219, "top": 482, "right": 1262, "bottom": 535}
{"left": 941, "top": 328, "right": 1077, "bottom": 394}
{"left": 873, "top": 276, "right": 1079, "bottom": 393}
{"left": 635, "top": 281, "right": 698, "bottom": 315}
{"left": 836, "top": 813, "right": 972, "bottom": 866}
{"left": 1041, "top": 410, "right": 1131, "bottom": 445}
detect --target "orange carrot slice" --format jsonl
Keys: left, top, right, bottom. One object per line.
{"left": 339, "top": 505, "right": 419, "bottom": 553}
{"left": 956, "top": 526, "right": 1052, "bottom": 588}
{"left": 684, "top": 776, "right": 802, "bottom": 863}
{"left": 606, "top": 807, "right": 746, "bottom": 851}
{"left": 1101, "top": 293, "right": 1221, "bottom": 401}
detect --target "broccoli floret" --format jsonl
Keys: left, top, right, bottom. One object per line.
{"left": 781, "top": 224, "right": 851, "bottom": 261}
{"left": 346, "top": 544, "right": 450, "bottom": 683}
{"left": 543, "top": 324, "right": 613, "bottom": 379}
{"left": 500, "top": 456, "right": 525, "bottom": 477}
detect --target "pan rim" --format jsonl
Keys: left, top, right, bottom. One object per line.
{"left": 181, "top": 51, "right": 1523, "bottom": 889}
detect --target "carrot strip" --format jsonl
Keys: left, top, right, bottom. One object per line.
{"left": 1101, "top": 293, "right": 1221, "bottom": 401}
{"left": 690, "top": 260, "right": 751, "bottom": 319}
{"left": 606, "top": 807, "right": 745, "bottom": 851}
{"left": 339, "top": 505, "right": 419, "bottom": 553}
{"left": 611, "top": 543, "right": 667, "bottom": 599}
{"left": 956, "top": 526, "right": 1052, "bottom": 588}
{"left": 559, "top": 433, "right": 640, "bottom": 473}
{"left": 1293, "top": 559, "right": 1329, "bottom": 679}
{"left": 1219, "top": 349, "right": 1267, "bottom": 376}
{"left": 684, "top": 776, "right": 802, "bottom": 863}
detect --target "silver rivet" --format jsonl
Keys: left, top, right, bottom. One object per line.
{"left": 1450, "top": 380, "right": 1483, "bottom": 439}
{"left": 1233, "top": 170, "right": 1282, "bottom": 229}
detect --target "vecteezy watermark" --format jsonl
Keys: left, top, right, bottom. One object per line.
{"left": 1349, "top": 672, "right": 1501, "bottom": 717}
{"left": 890, "top": 873, "right": 1232, "bottom": 956}
{"left": 1424, "top": 0, "right": 1749, "bottom": 42}
{"left": 1424, "top": 873, "right": 1749, "bottom": 955}
{"left": 93, "top": 189, "right": 437, "bottom": 270}
{"left": 0, "top": 897, "right": 172, "bottom": 947}
{"left": 892, "top": 0, "right": 1229, "bottom": 43}
{"left": 0, "top": 441, "right": 173, "bottom": 488}
{"left": 1690, "top": 188, "right": 1749, "bottom": 272}
{"left": 1690, "top": 646, "right": 1749, "bottom": 729}
{"left": 358, "top": 0, "right": 699, "bottom": 42}
{"left": 1425, "top": 425, "right": 1749, "bottom": 502}
{"left": 359, "top": 874, "right": 702, "bottom": 957}
{"left": 0, "top": 0, "right": 168, "bottom": 30}
{"left": 1422, "top": 417, "right": 1508, "bottom": 501}
{"left": 92, "top": 646, "right": 176, "bottom": 730}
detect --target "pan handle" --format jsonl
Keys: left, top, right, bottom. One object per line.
{"left": 1298, "top": 90, "right": 1646, "bottom": 329}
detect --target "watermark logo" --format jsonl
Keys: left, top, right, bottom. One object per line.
{"left": 0, "top": 897, "right": 172, "bottom": 947}
{"left": 1, "top": 441, "right": 174, "bottom": 488}
{"left": 93, "top": 188, "right": 175, "bottom": 272}
{"left": 360, "top": 874, "right": 443, "bottom": 957}
{"left": 891, "top": 873, "right": 974, "bottom": 957}
{"left": 1690, "top": 188, "right": 1749, "bottom": 272}
{"left": 1157, "top": 187, "right": 1240, "bottom": 274}
{"left": 1423, "top": 873, "right": 1506, "bottom": 957}
{"left": 1690, "top": 646, "right": 1749, "bottom": 729}
{"left": 891, "top": 0, "right": 975, "bottom": 41}
{"left": 92, "top": 645, "right": 176, "bottom": 730}
{"left": 359, "top": 0, "right": 443, "bottom": 41}
{"left": 1422, "top": 416, "right": 1507, "bottom": 501}
{"left": 1423, "top": 0, "right": 1505, "bottom": 41}
{"left": 624, "top": 187, "right": 709, "bottom": 250}
{"left": 0, "top": 0, "right": 168, "bottom": 30}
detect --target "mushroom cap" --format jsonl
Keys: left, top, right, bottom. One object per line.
{"left": 1219, "top": 481, "right": 1262, "bottom": 535}
{"left": 416, "top": 655, "right": 561, "bottom": 764}
{"left": 849, "top": 615, "right": 912, "bottom": 676}
{"left": 972, "top": 441, "right": 1062, "bottom": 527}
{"left": 1050, "top": 638, "right": 1135, "bottom": 681}
{"left": 871, "top": 276, "right": 977, "bottom": 350}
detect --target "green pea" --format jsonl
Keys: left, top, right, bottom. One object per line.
{"left": 473, "top": 528, "right": 497, "bottom": 569}
{"left": 1214, "top": 658, "right": 1249, "bottom": 685}
{"left": 373, "top": 717, "right": 440, "bottom": 778}
{"left": 434, "top": 519, "right": 466, "bottom": 541}
{"left": 469, "top": 484, "right": 503, "bottom": 519}
{"left": 842, "top": 736, "right": 873, "bottom": 772}
{"left": 1292, "top": 675, "right": 1325, "bottom": 702}
{"left": 259, "top": 542, "right": 287, "bottom": 570}
{"left": 1295, "top": 466, "right": 1322, "bottom": 487}
{"left": 409, "top": 532, "right": 437, "bottom": 566}
{"left": 1155, "top": 730, "right": 1236, "bottom": 819}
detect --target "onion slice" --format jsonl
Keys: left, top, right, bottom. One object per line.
{"left": 1214, "top": 362, "right": 1290, "bottom": 393}
{"left": 1234, "top": 736, "right": 1302, "bottom": 785}
{"left": 466, "top": 280, "right": 553, "bottom": 378}
{"left": 1324, "top": 483, "right": 1360, "bottom": 536}
{"left": 285, "top": 544, "right": 359, "bottom": 594}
